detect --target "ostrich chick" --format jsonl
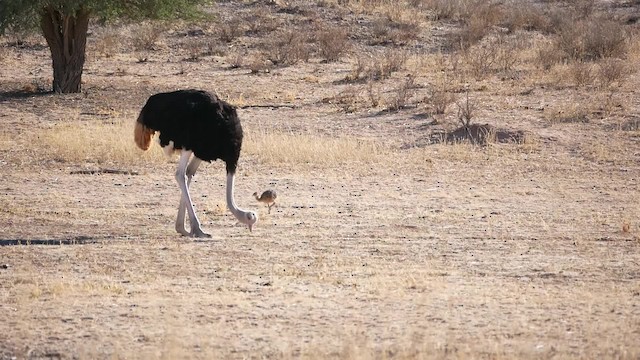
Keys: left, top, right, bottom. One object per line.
{"left": 254, "top": 190, "right": 277, "bottom": 214}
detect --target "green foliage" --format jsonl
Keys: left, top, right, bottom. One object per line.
{"left": 0, "top": 0, "right": 211, "bottom": 34}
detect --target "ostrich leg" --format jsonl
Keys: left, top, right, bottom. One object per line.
{"left": 175, "top": 155, "right": 203, "bottom": 236}
{"left": 175, "top": 150, "right": 210, "bottom": 238}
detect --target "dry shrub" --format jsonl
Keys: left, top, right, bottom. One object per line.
{"left": 456, "top": 90, "right": 475, "bottom": 127}
{"left": 448, "top": 1, "right": 503, "bottom": 50}
{"left": 366, "top": 81, "right": 381, "bottom": 108}
{"left": 378, "top": 49, "right": 408, "bottom": 78}
{"left": 244, "top": 7, "right": 280, "bottom": 36}
{"left": 370, "top": 16, "right": 420, "bottom": 46}
{"left": 244, "top": 129, "right": 385, "bottom": 166}
{"left": 418, "top": 0, "right": 473, "bottom": 21}
{"left": 247, "top": 53, "right": 273, "bottom": 74}
{"left": 385, "top": 76, "right": 416, "bottom": 111}
{"left": 315, "top": 26, "right": 350, "bottom": 62}
{"left": 427, "top": 73, "right": 456, "bottom": 114}
{"left": 568, "top": 0, "right": 596, "bottom": 19}
{"left": 182, "top": 38, "right": 225, "bottom": 61}
{"left": 569, "top": 61, "right": 595, "bottom": 87}
{"left": 93, "top": 30, "right": 121, "bottom": 58}
{"left": 347, "top": 49, "right": 407, "bottom": 81}
{"left": 555, "top": 17, "right": 628, "bottom": 61}
{"left": 216, "top": 18, "right": 245, "bottom": 43}
{"left": 463, "top": 33, "right": 522, "bottom": 79}
{"left": 333, "top": 87, "right": 362, "bottom": 113}
{"left": 347, "top": 54, "right": 368, "bottom": 81}
{"left": 596, "top": 58, "right": 630, "bottom": 88}
{"left": 267, "top": 30, "right": 311, "bottom": 66}
{"left": 131, "top": 23, "right": 165, "bottom": 52}
{"left": 499, "top": 2, "right": 551, "bottom": 33}
{"left": 534, "top": 41, "right": 565, "bottom": 70}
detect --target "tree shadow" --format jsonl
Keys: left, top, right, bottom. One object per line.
{"left": 0, "top": 236, "right": 99, "bottom": 246}
{"left": 0, "top": 89, "right": 53, "bottom": 102}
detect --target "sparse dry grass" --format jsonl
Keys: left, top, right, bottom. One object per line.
{"left": 244, "top": 128, "right": 387, "bottom": 166}
{"left": 32, "top": 117, "right": 166, "bottom": 166}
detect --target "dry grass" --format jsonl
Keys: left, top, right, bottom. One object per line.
{"left": 1, "top": 1, "right": 640, "bottom": 359}
{"left": 244, "top": 128, "right": 387, "bottom": 167}
{"left": 32, "top": 117, "right": 166, "bottom": 166}
{"left": 30, "top": 117, "right": 389, "bottom": 169}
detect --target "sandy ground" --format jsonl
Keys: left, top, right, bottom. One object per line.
{"left": 1, "top": 1, "right": 640, "bottom": 359}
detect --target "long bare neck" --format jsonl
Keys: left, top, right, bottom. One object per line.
{"left": 226, "top": 172, "right": 245, "bottom": 219}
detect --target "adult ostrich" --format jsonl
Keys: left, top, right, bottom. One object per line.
{"left": 134, "top": 89, "right": 258, "bottom": 237}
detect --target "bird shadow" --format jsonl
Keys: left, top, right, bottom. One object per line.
{"left": 0, "top": 236, "right": 99, "bottom": 246}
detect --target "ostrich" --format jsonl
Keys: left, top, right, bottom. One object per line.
{"left": 253, "top": 190, "right": 277, "bottom": 214}
{"left": 134, "top": 89, "right": 257, "bottom": 237}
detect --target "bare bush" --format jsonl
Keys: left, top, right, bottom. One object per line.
{"left": 370, "top": 16, "right": 420, "bottom": 46}
{"left": 216, "top": 18, "right": 245, "bottom": 43}
{"left": 555, "top": 17, "right": 628, "bottom": 61}
{"left": 245, "top": 7, "right": 280, "bottom": 36}
{"left": 367, "top": 81, "right": 381, "bottom": 108}
{"left": 463, "top": 42, "right": 497, "bottom": 79}
{"left": 569, "top": 61, "right": 595, "bottom": 87}
{"left": 378, "top": 49, "right": 408, "bottom": 79}
{"left": 131, "top": 23, "right": 165, "bottom": 52}
{"left": 316, "top": 26, "right": 350, "bottom": 62}
{"left": 568, "top": 0, "right": 596, "bottom": 19}
{"left": 347, "top": 54, "right": 368, "bottom": 81}
{"left": 346, "top": 50, "right": 407, "bottom": 82}
{"left": 93, "top": 30, "right": 121, "bottom": 58}
{"left": 597, "top": 58, "right": 629, "bottom": 88}
{"left": 267, "top": 30, "right": 311, "bottom": 66}
{"left": 419, "top": 0, "right": 475, "bottom": 21}
{"left": 248, "top": 53, "right": 273, "bottom": 74}
{"left": 386, "top": 76, "right": 416, "bottom": 111}
{"left": 500, "top": 2, "right": 551, "bottom": 33}
{"left": 456, "top": 90, "right": 475, "bottom": 127}
{"left": 428, "top": 74, "right": 456, "bottom": 114}
{"left": 448, "top": 1, "right": 503, "bottom": 50}
{"left": 535, "top": 41, "right": 565, "bottom": 70}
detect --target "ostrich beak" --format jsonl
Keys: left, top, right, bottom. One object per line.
{"left": 248, "top": 224, "right": 253, "bottom": 232}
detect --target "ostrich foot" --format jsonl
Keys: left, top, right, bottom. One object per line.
{"left": 190, "top": 228, "right": 212, "bottom": 238}
{"left": 175, "top": 224, "right": 191, "bottom": 237}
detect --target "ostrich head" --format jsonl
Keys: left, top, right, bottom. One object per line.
{"left": 241, "top": 211, "right": 258, "bottom": 232}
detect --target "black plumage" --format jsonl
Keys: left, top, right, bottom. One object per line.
{"left": 136, "top": 89, "right": 243, "bottom": 173}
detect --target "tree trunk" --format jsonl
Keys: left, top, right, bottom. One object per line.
{"left": 40, "top": 6, "right": 90, "bottom": 94}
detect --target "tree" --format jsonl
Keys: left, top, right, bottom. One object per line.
{"left": 0, "top": 0, "right": 208, "bottom": 93}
